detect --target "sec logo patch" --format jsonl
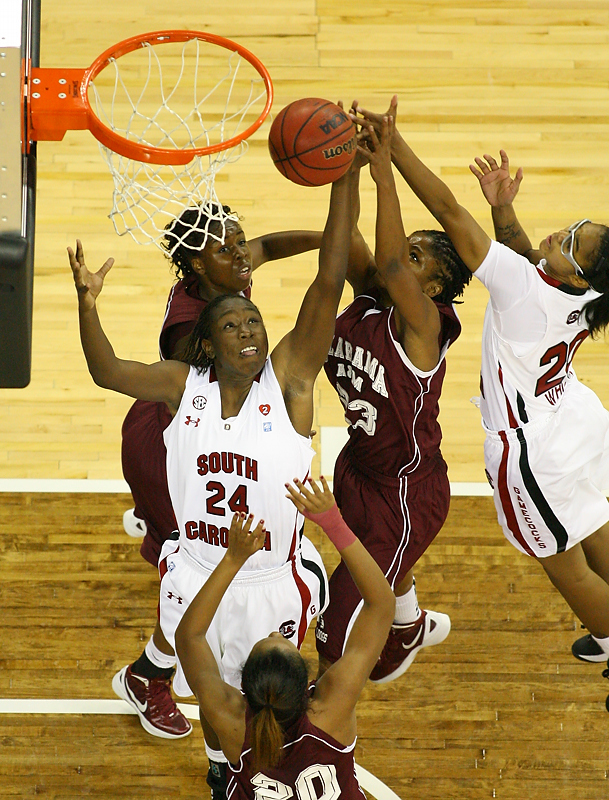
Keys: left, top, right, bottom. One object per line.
{"left": 193, "top": 396, "right": 207, "bottom": 410}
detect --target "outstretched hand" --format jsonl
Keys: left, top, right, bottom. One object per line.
{"left": 350, "top": 94, "right": 398, "bottom": 138}
{"left": 469, "top": 150, "right": 523, "bottom": 208}
{"left": 355, "top": 114, "right": 395, "bottom": 184}
{"left": 67, "top": 240, "right": 114, "bottom": 311}
{"left": 226, "top": 513, "right": 266, "bottom": 564}
{"left": 286, "top": 475, "right": 336, "bottom": 517}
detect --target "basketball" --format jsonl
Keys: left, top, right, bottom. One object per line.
{"left": 268, "top": 98, "right": 357, "bottom": 186}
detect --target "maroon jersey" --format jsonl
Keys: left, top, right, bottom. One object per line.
{"left": 228, "top": 709, "right": 365, "bottom": 800}
{"left": 159, "top": 274, "right": 253, "bottom": 359}
{"left": 121, "top": 275, "right": 252, "bottom": 565}
{"left": 324, "top": 288, "right": 461, "bottom": 479}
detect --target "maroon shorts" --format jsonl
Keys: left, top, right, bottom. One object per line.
{"left": 315, "top": 448, "right": 450, "bottom": 664}
{"left": 121, "top": 399, "right": 178, "bottom": 567}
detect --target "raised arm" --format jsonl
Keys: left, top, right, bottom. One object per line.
{"left": 358, "top": 116, "right": 442, "bottom": 370}
{"left": 174, "top": 514, "right": 266, "bottom": 764}
{"left": 249, "top": 230, "right": 323, "bottom": 269}
{"left": 469, "top": 150, "right": 541, "bottom": 265}
{"left": 286, "top": 478, "right": 395, "bottom": 745}
{"left": 69, "top": 240, "right": 187, "bottom": 409}
{"left": 250, "top": 226, "right": 374, "bottom": 288}
{"left": 352, "top": 96, "right": 491, "bottom": 272}
{"left": 271, "top": 169, "right": 354, "bottom": 432}
{"left": 343, "top": 150, "right": 377, "bottom": 297}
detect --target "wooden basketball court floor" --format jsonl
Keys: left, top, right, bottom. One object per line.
{"left": 2, "top": 1, "right": 609, "bottom": 797}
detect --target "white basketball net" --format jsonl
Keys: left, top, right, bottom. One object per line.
{"left": 89, "top": 37, "right": 269, "bottom": 252}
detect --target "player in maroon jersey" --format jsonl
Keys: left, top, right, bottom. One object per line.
{"left": 315, "top": 108, "right": 472, "bottom": 683}
{"left": 175, "top": 476, "right": 395, "bottom": 800}
{"left": 118, "top": 205, "right": 327, "bottom": 743}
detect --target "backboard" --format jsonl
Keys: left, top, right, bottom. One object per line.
{"left": 0, "top": 0, "right": 40, "bottom": 388}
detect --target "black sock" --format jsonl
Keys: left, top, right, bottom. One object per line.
{"left": 130, "top": 649, "right": 175, "bottom": 681}
{"left": 207, "top": 761, "right": 227, "bottom": 792}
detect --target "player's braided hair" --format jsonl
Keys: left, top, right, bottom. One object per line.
{"left": 162, "top": 203, "right": 237, "bottom": 279}
{"left": 582, "top": 225, "right": 609, "bottom": 338}
{"left": 418, "top": 229, "right": 472, "bottom": 305}
{"left": 241, "top": 647, "right": 310, "bottom": 773}
{"left": 181, "top": 295, "right": 262, "bottom": 373}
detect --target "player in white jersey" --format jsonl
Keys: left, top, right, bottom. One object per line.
{"left": 352, "top": 100, "right": 609, "bottom": 682}
{"left": 68, "top": 167, "right": 356, "bottom": 792}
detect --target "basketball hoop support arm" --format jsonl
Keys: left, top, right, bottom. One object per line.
{"left": 27, "top": 65, "right": 201, "bottom": 164}
{"left": 25, "top": 31, "right": 274, "bottom": 166}
{"left": 28, "top": 68, "right": 89, "bottom": 141}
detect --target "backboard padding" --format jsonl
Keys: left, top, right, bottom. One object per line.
{"left": 0, "top": 0, "right": 40, "bottom": 388}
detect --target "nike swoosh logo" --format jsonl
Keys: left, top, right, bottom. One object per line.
{"left": 402, "top": 628, "right": 424, "bottom": 650}
{"left": 126, "top": 681, "right": 147, "bottom": 713}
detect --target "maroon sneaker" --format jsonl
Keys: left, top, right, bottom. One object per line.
{"left": 112, "top": 665, "right": 192, "bottom": 738}
{"left": 369, "top": 609, "right": 451, "bottom": 684}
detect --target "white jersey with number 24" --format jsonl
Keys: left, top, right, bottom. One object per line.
{"left": 164, "top": 358, "right": 315, "bottom": 571}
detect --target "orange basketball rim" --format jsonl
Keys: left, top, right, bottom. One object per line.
{"left": 27, "top": 30, "right": 274, "bottom": 165}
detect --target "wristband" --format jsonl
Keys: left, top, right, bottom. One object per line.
{"left": 303, "top": 503, "right": 357, "bottom": 552}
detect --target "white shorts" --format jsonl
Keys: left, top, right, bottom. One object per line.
{"left": 484, "top": 380, "right": 609, "bottom": 557}
{"left": 158, "top": 536, "right": 328, "bottom": 696}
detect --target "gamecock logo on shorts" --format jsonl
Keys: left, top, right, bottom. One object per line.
{"left": 279, "top": 620, "right": 296, "bottom": 639}
{"left": 193, "top": 396, "right": 207, "bottom": 410}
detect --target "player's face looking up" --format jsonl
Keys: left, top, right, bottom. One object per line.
{"left": 407, "top": 231, "right": 447, "bottom": 299}
{"left": 202, "top": 297, "right": 268, "bottom": 377}
{"left": 539, "top": 221, "right": 604, "bottom": 286}
{"left": 190, "top": 220, "right": 253, "bottom": 294}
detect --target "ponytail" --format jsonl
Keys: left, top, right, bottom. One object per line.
{"left": 249, "top": 700, "right": 286, "bottom": 773}
{"left": 582, "top": 226, "right": 609, "bottom": 338}
{"left": 241, "top": 647, "right": 309, "bottom": 774}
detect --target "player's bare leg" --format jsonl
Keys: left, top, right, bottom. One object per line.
{"left": 394, "top": 570, "right": 414, "bottom": 597}
{"left": 539, "top": 531, "right": 609, "bottom": 663}
{"left": 581, "top": 522, "right": 609, "bottom": 584}
{"left": 152, "top": 619, "right": 174, "bottom": 655}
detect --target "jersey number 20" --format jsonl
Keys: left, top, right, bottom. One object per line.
{"left": 534, "top": 331, "right": 588, "bottom": 397}
{"left": 252, "top": 764, "right": 341, "bottom": 800}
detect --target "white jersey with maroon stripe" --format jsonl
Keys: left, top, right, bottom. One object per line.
{"left": 164, "top": 358, "right": 315, "bottom": 571}
{"left": 476, "top": 240, "right": 600, "bottom": 432}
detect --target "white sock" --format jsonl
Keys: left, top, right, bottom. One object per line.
{"left": 591, "top": 634, "right": 609, "bottom": 654}
{"left": 145, "top": 635, "right": 177, "bottom": 669}
{"left": 393, "top": 581, "right": 422, "bottom": 625}
{"left": 206, "top": 745, "right": 228, "bottom": 764}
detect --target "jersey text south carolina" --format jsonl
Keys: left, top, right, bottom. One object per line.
{"left": 196, "top": 451, "right": 258, "bottom": 480}
{"left": 164, "top": 360, "right": 314, "bottom": 571}
{"left": 184, "top": 519, "right": 271, "bottom": 550}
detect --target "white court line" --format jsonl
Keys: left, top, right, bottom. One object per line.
{"left": 0, "top": 479, "right": 131, "bottom": 493}
{"left": 0, "top": 697, "right": 196, "bottom": 717}
{"left": 355, "top": 765, "right": 402, "bottom": 800}
{"left": 0, "top": 698, "right": 400, "bottom": 800}
{"left": 0, "top": 478, "right": 492, "bottom": 496}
